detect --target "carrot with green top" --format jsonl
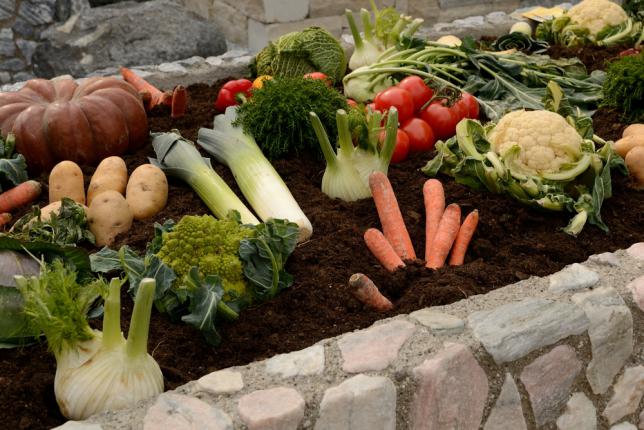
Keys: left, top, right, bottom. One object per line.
{"left": 349, "top": 273, "right": 393, "bottom": 312}
{"left": 423, "top": 179, "right": 445, "bottom": 262}
{"left": 364, "top": 228, "right": 405, "bottom": 272}
{"left": 0, "top": 180, "right": 41, "bottom": 213}
{"left": 368, "top": 171, "right": 416, "bottom": 260}
{"left": 426, "top": 203, "right": 461, "bottom": 269}
{"left": 449, "top": 210, "right": 479, "bottom": 266}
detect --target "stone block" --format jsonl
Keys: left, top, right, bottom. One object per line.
{"left": 237, "top": 387, "right": 305, "bottom": 430}
{"left": 338, "top": 320, "right": 415, "bottom": 373}
{"left": 196, "top": 369, "right": 244, "bottom": 395}
{"left": 181, "top": 0, "right": 211, "bottom": 19}
{"left": 628, "top": 275, "right": 644, "bottom": 312}
{"left": 18, "top": 0, "right": 56, "bottom": 26}
{"left": 143, "top": 393, "right": 233, "bottom": 430}
{"left": 411, "top": 342, "right": 488, "bottom": 430}
{"left": 53, "top": 422, "right": 103, "bottom": 430}
{"left": 309, "top": 0, "right": 373, "bottom": 18}
{"left": 520, "top": 345, "right": 582, "bottom": 427}
{"left": 248, "top": 15, "right": 344, "bottom": 52}
{"left": 469, "top": 298, "right": 589, "bottom": 363}
{"left": 265, "top": 344, "right": 325, "bottom": 378}
{"left": 588, "top": 252, "right": 621, "bottom": 267}
{"left": 484, "top": 373, "right": 526, "bottom": 430}
{"left": 16, "top": 39, "right": 38, "bottom": 64}
{"left": 409, "top": 309, "right": 465, "bottom": 334}
{"left": 603, "top": 366, "right": 644, "bottom": 425}
{"left": 549, "top": 263, "right": 600, "bottom": 293}
{"left": 572, "top": 287, "right": 633, "bottom": 394}
{"left": 627, "top": 242, "right": 644, "bottom": 260}
{"left": 0, "top": 0, "right": 16, "bottom": 21}
{"left": 407, "top": 0, "right": 441, "bottom": 25}
{"left": 263, "top": 0, "right": 309, "bottom": 23}
{"left": 211, "top": 0, "right": 249, "bottom": 45}
{"left": 315, "top": 374, "right": 396, "bottom": 430}
{"left": 556, "top": 392, "right": 597, "bottom": 430}
{"left": 0, "top": 28, "right": 14, "bottom": 57}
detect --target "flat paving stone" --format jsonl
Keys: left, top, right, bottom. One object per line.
{"left": 338, "top": 320, "right": 416, "bottom": 373}
{"left": 549, "top": 263, "right": 599, "bottom": 293}
{"left": 315, "top": 374, "right": 396, "bottom": 430}
{"left": 572, "top": 287, "right": 633, "bottom": 394}
{"left": 469, "top": 298, "right": 589, "bottom": 363}
{"left": 265, "top": 344, "right": 325, "bottom": 378}
{"left": 237, "top": 387, "right": 305, "bottom": 430}
{"left": 611, "top": 424, "right": 638, "bottom": 430}
{"left": 409, "top": 309, "right": 465, "bottom": 334}
{"left": 411, "top": 342, "right": 488, "bottom": 430}
{"left": 520, "top": 345, "right": 583, "bottom": 427}
{"left": 628, "top": 276, "right": 644, "bottom": 312}
{"left": 143, "top": 393, "right": 233, "bottom": 430}
{"left": 196, "top": 369, "right": 244, "bottom": 395}
{"left": 556, "top": 392, "right": 597, "bottom": 430}
{"left": 483, "top": 373, "right": 526, "bottom": 430}
{"left": 603, "top": 366, "right": 644, "bottom": 425}
{"left": 627, "top": 243, "right": 644, "bottom": 260}
{"left": 588, "top": 252, "right": 621, "bottom": 267}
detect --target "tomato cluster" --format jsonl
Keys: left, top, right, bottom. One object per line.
{"left": 363, "top": 76, "right": 479, "bottom": 164}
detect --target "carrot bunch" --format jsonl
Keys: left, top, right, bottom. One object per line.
{"left": 120, "top": 67, "right": 187, "bottom": 118}
{"left": 354, "top": 172, "right": 479, "bottom": 311}
{"left": 0, "top": 180, "right": 42, "bottom": 228}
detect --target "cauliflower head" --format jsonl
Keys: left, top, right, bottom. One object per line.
{"left": 156, "top": 214, "right": 256, "bottom": 299}
{"left": 489, "top": 110, "right": 582, "bottom": 174}
{"left": 567, "top": 0, "right": 628, "bottom": 35}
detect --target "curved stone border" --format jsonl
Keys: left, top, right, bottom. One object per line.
{"left": 55, "top": 243, "right": 644, "bottom": 429}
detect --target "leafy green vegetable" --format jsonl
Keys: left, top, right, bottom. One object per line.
{"left": 422, "top": 82, "right": 627, "bottom": 236}
{"left": 255, "top": 27, "right": 347, "bottom": 83}
{"left": 234, "top": 77, "right": 348, "bottom": 159}
{"left": 10, "top": 198, "right": 95, "bottom": 246}
{"left": 601, "top": 52, "right": 644, "bottom": 122}
{"left": 623, "top": 0, "right": 644, "bottom": 21}
{"left": 490, "top": 32, "right": 550, "bottom": 53}
{"left": 0, "top": 133, "right": 28, "bottom": 193}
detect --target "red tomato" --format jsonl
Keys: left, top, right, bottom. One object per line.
{"left": 379, "top": 129, "right": 410, "bottom": 163}
{"left": 460, "top": 92, "right": 479, "bottom": 119}
{"left": 303, "top": 72, "right": 332, "bottom": 86}
{"left": 401, "top": 118, "right": 436, "bottom": 153}
{"left": 374, "top": 87, "right": 415, "bottom": 123}
{"left": 420, "top": 101, "right": 459, "bottom": 140}
{"left": 347, "top": 99, "right": 358, "bottom": 108}
{"left": 451, "top": 98, "right": 469, "bottom": 122}
{"left": 397, "top": 76, "right": 433, "bottom": 112}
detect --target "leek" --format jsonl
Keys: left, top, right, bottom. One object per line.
{"left": 309, "top": 107, "right": 398, "bottom": 202}
{"left": 197, "top": 107, "right": 313, "bottom": 242}
{"left": 15, "top": 264, "right": 163, "bottom": 420}
{"left": 150, "top": 131, "right": 259, "bottom": 225}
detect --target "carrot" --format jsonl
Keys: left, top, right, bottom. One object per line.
{"left": 171, "top": 85, "right": 187, "bottom": 119}
{"left": 0, "top": 212, "right": 11, "bottom": 228}
{"left": 368, "top": 171, "right": 416, "bottom": 260}
{"left": 349, "top": 273, "right": 393, "bottom": 312}
{"left": 425, "top": 203, "right": 461, "bottom": 269}
{"left": 423, "top": 179, "right": 445, "bottom": 262}
{"left": 120, "top": 67, "right": 170, "bottom": 110}
{"left": 364, "top": 228, "right": 405, "bottom": 272}
{"left": 0, "top": 180, "right": 41, "bottom": 213}
{"left": 449, "top": 210, "right": 479, "bottom": 266}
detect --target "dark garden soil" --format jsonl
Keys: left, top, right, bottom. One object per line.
{"left": 2, "top": 61, "right": 643, "bottom": 429}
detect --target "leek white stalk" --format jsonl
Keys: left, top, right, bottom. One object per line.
{"left": 15, "top": 268, "right": 163, "bottom": 421}
{"left": 197, "top": 107, "right": 313, "bottom": 242}
{"left": 309, "top": 107, "right": 398, "bottom": 202}
{"left": 150, "top": 131, "right": 259, "bottom": 225}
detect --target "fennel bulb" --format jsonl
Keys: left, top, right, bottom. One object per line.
{"left": 197, "top": 107, "right": 313, "bottom": 242}
{"left": 346, "top": 9, "right": 383, "bottom": 70}
{"left": 150, "top": 131, "right": 259, "bottom": 225}
{"left": 309, "top": 107, "right": 398, "bottom": 202}
{"left": 16, "top": 265, "right": 163, "bottom": 420}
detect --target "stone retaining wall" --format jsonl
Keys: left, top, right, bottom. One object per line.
{"left": 55, "top": 243, "right": 644, "bottom": 429}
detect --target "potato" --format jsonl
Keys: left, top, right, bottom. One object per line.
{"left": 87, "top": 191, "right": 133, "bottom": 246}
{"left": 623, "top": 124, "right": 644, "bottom": 138}
{"left": 125, "top": 164, "right": 168, "bottom": 220}
{"left": 87, "top": 156, "right": 128, "bottom": 205}
{"left": 614, "top": 135, "right": 644, "bottom": 158}
{"left": 39, "top": 200, "right": 89, "bottom": 222}
{"left": 625, "top": 146, "right": 644, "bottom": 190}
{"left": 49, "top": 161, "right": 85, "bottom": 204}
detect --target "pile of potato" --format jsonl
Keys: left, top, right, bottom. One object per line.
{"left": 47, "top": 157, "right": 168, "bottom": 246}
{"left": 615, "top": 124, "right": 644, "bottom": 190}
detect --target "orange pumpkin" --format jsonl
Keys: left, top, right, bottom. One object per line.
{"left": 0, "top": 77, "right": 148, "bottom": 173}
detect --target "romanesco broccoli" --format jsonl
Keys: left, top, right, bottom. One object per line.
{"left": 156, "top": 215, "right": 255, "bottom": 299}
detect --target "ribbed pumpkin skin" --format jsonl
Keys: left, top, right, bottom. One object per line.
{"left": 0, "top": 77, "right": 148, "bottom": 173}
